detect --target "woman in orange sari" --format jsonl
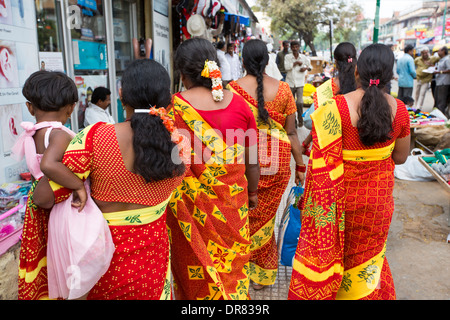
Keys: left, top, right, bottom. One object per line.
{"left": 288, "top": 44, "right": 410, "bottom": 300}
{"left": 227, "top": 39, "right": 305, "bottom": 289}
{"left": 35, "top": 59, "right": 187, "bottom": 299}
{"left": 167, "top": 38, "right": 260, "bottom": 300}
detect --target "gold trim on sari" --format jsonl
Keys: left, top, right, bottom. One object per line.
{"left": 102, "top": 196, "right": 170, "bottom": 226}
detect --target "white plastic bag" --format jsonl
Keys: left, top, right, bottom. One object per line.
{"left": 394, "top": 148, "right": 435, "bottom": 181}
{"left": 47, "top": 180, "right": 115, "bottom": 300}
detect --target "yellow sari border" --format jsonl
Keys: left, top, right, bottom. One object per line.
{"left": 172, "top": 95, "right": 245, "bottom": 165}
{"left": 315, "top": 79, "right": 334, "bottom": 108}
{"left": 336, "top": 244, "right": 387, "bottom": 300}
{"left": 343, "top": 143, "right": 395, "bottom": 162}
{"left": 227, "top": 84, "right": 290, "bottom": 144}
{"left": 103, "top": 196, "right": 171, "bottom": 226}
{"left": 249, "top": 262, "right": 277, "bottom": 286}
{"left": 310, "top": 99, "right": 342, "bottom": 150}
{"left": 292, "top": 260, "right": 344, "bottom": 283}
{"left": 18, "top": 257, "right": 47, "bottom": 283}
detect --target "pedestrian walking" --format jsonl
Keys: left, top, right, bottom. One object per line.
{"left": 288, "top": 44, "right": 410, "bottom": 300}
{"left": 276, "top": 40, "right": 290, "bottom": 81}
{"left": 216, "top": 41, "right": 232, "bottom": 87}
{"left": 226, "top": 42, "right": 242, "bottom": 80}
{"left": 433, "top": 46, "right": 450, "bottom": 115}
{"left": 11, "top": 70, "right": 79, "bottom": 300}
{"left": 167, "top": 38, "right": 260, "bottom": 300}
{"left": 227, "top": 39, "right": 305, "bottom": 290}
{"left": 397, "top": 44, "right": 416, "bottom": 101}
{"left": 284, "top": 40, "right": 312, "bottom": 127}
{"left": 36, "top": 59, "right": 188, "bottom": 299}
{"left": 414, "top": 47, "right": 439, "bottom": 109}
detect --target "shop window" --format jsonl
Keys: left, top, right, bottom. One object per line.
{"left": 113, "top": 0, "right": 133, "bottom": 76}
{"left": 36, "top": 0, "right": 64, "bottom": 53}
{"left": 68, "top": 0, "right": 109, "bottom": 130}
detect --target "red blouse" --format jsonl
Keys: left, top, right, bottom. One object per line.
{"left": 82, "top": 123, "right": 185, "bottom": 206}
{"left": 175, "top": 92, "right": 257, "bottom": 147}
{"left": 335, "top": 95, "right": 410, "bottom": 150}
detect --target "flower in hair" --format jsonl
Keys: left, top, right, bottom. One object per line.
{"left": 147, "top": 107, "right": 182, "bottom": 144}
{"left": 201, "top": 59, "right": 224, "bottom": 102}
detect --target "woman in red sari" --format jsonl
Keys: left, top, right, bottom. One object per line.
{"left": 227, "top": 39, "right": 305, "bottom": 290}
{"left": 288, "top": 44, "right": 410, "bottom": 300}
{"left": 167, "top": 38, "right": 260, "bottom": 300}
{"left": 35, "top": 59, "right": 187, "bottom": 299}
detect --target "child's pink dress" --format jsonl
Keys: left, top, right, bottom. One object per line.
{"left": 12, "top": 121, "right": 114, "bottom": 300}
{"left": 47, "top": 179, "right": 115, "bottom": 300}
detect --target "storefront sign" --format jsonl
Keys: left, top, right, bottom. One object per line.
{"left": 73, "top": 40, "right": 108, "bottom": 70}
{"left": 38, "top": 52, "right": 65, "bottom": 72}
{"left": 0, "top": 0, "right": 39, "bottom": 181}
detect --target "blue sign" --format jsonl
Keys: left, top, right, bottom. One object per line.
{"left": 77, "top": 0, "right": 97, "bottom": 10}
{"left": 73, "top": 40, "right": 108, "bottom": 70}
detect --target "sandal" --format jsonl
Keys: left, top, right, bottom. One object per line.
{"left": 252, "top": 282, "right": 265, "bottom": 290}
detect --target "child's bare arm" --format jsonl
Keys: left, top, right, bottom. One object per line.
{"left": 33, "top": 177, "right": 55, "bottom": 209}
{"left": 40, "top": 129, "right": 87, "bottom": 211}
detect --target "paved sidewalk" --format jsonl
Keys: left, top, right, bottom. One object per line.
{"left": 248, "top": 126, "right": 310, "bottom": 300}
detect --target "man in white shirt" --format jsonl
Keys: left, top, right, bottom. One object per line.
{"left": 84, "top": 87, "right": 115, "bottom": 127}
{"left": 284, "top": 40, "right": 312, "bottom": 126}
{"left": 216, "top": 41, "right": 232, "bottom": 86}
{"left": 226, "top": 43, "right": 242, "bottom": 81}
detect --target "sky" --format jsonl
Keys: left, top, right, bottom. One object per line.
{"left": 246, "top": 0, "right": 425, "bottom": 19}
{"left": 358, "top": 0, "right": 424, "bottom": 19}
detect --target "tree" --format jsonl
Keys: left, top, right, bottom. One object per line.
{"left": 333, "top": 2, "right": 364, "bottom": 45}
{"left": 259, "top": 0, "right": 340, "bottom": 55}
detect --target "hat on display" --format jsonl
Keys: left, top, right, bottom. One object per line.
{"left": 187, "top": 14, "right": 206, "bottom": 37}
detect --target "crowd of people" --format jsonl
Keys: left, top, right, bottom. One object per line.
{"left": 14, "top": 34, "right": 415, "bottom": 300}
{"left": 397, "top": 44, "right": 450, "bottom": 116}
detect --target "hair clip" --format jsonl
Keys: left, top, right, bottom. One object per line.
{"left": 347, "top": 57, "right": 353, "bottom": 63}
{"left": 369, "top": 79, "right": 380, "bottom": 87}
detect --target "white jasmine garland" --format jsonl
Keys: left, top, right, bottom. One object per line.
{"left": 201, "top": 59, "right": 224, "bottom": 102}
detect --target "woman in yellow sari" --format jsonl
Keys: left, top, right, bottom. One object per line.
{"left": 167, "top": 38, "right": 260, "bottom": 300}
{"left": 288, "top": 44, "right": 410, "bottom": 300}
{"left": 227, "top": 39, "right": 305, "bottom": 289}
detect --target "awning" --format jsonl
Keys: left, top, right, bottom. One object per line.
{"left": 221, "top": 0, "right": 237, "bottom": 14}
{"left": 420, "top": 37, "right": 435, "bottom": 44}
{"left": 224, "top": 12, "right": 250, "bottom": 27}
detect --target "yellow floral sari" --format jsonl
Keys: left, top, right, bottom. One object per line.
{"left": 166, "top": 94, "right": 252, "bottom": 300}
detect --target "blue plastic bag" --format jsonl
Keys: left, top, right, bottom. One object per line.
{"left": 302, "top": 103, "right": 315, "bottom": 130}
{"left": 277, "top": 185, "right": 303, "bottom": 267}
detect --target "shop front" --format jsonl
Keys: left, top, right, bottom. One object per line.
{"left": 0, "top": 0, "right": 173, "bottom": 257}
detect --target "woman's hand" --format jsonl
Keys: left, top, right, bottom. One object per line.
{"left": 72, "top": 185, "right": 87, "bottom": 212}
{"left": 295, "top": 171, "right": 305, "bottom": 186}
{"left": 249, "top": 194, "right": 258, "bottom": 210}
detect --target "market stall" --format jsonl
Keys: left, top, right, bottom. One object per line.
{"left": 0, "top": 179, "right": 31, "bottom": 255}
{"left": 419, "top": 149, "right": 450, "bottom": 193}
